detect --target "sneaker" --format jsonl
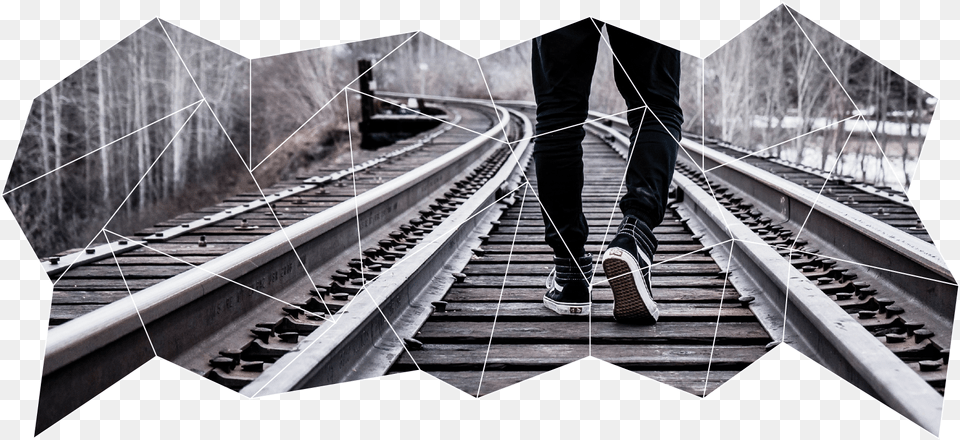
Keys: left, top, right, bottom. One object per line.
{"left": 542, "top": 253, "right": 593, "bottom": 316}
{"left": 602, "top": 215, "right": 659, "bottom": 323}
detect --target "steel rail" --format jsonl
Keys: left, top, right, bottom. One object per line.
{"left": 37, "top": 102, "right": 510, "bottom": 433}
{"left": 42, "top": 112, "right": 463, "bottom": 276}
{"left": 586, "top": 119, "right": 945, "bottom": 434}
{"left": 590, "top": 112, "right": 954, "bottom": 345}
{"left": 696, "top": 137, "right": 912, "bottom": 207}
{"left": 591, "top": 113, "right": 913, "bottom": 207}
{"left": 675, "top": 138, "right": 955, "bottom": 342}
{"left": 242, "top": 96, "right": 533, "bottom": 396}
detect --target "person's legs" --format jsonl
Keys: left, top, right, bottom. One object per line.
{"left": 532, "top": 18, "right": 601, "bottom": 260}
{"left": 531, "top": 19, "right": 602, "bottom": 315}
{"left": 600, "top": 24, "right": 683, "bottom": 324}
{"left": 607, "top": 23, "right": 683, "bottom": 229}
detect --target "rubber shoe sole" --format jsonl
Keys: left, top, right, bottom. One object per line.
{"left": 542, "top": 295, "right": 590, "bottom": 316}
{"left": 602, "top": 247, "right": 659, "bottom": 324}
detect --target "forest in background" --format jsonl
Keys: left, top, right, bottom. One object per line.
{"left": 4, "top": 20, "right": 251, "bottom": 258}
{"left": 3, "top": 25, "right": 539, "bottom": 258}
{"left": 4, "top": 8, "right": 936, "bottom": 259}
{"left": 689, "top": 7, "right": 934, "bottom": 190}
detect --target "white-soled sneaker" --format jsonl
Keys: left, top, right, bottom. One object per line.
{"left": 602, "top": 216, "right": 659, "bottom": 324}
{"left": 542, "top": 253, "right": 593, "bottom": 316}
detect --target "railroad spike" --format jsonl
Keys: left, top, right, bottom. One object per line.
{"left": 282, "top": 306, "right": 302, "bottom": 319}
{"left": 278, "top": 332, "right": 300, "bottom": 343}
{"left": 903, "top": 321, "right": 925, "bottom": 334}
{"left": 251, "top": 327, "right": 272, "bottom": 344}
{"left": 241, "top": 361, "right": 265, "bottom": 372}
{"left": 219, "top": 349, "right": 242, "bottom": 363}
{"left": 210, "top": 357, "right": 236, "bottom": 372}
{"left": 875, "top": 298, "right": 895, "bottom": 312}
{"left": 914, "top": 329, "right": 934, "bottom": 343}
{"left": 884, "top": 333, "right": 906, "bottom": 343}
{"left": 884, "top": 305, "right": 904, "bottom": 317}
{"left": 919, "top": 360, "right": 942, "bottom": 372}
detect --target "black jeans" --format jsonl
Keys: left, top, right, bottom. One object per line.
{"left": 531, "top": 18, "right": 683, "bottom": 259}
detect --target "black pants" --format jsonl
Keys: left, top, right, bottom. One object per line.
{"left": 531, "top": 19, "right": 683, "bottom": 259}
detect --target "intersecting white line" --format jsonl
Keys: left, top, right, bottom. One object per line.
{"left": 476, "top": 61, "right": 618, "bottom": 371}
{"left": 589, "top": 20, "right": 735, "bottom": 242}
{"left": 3, "top": 99, "right": 204, "bottom": 197}
{"left": 251, "top": 88, "right": 342, "bottom": 172}
{"left": 100, "top": 229, "right": 332, "bottom": 322}
{"left": 103, "top": 230, "right": 158, "bottom": 357}
{"left": 346, "top": 88, "right": 509, "bottom": 145}
{"left": 477, "top": 99, "right": 591, "bottom": 282}
{"left": 588, "top": 108, "right": 647, "bottom": 356}
{"left": 590, "top": 18, "right": 682, "bottom": 146}
{"left": 237, "top": 154, "right": 335, "bottom": 315}
{"left": 776, "top": 117, "right": 860, "bottom": 341}
{"left": 52, "top": 101, "right": 203, "bottom": 287}
{"left": 343, "top": 89, "right": 420, "bottom": 369}
{"left": 249, "top": 58, "right": 252, "bottom": 171}
{"left": 703, "top": 239, "right": 737, "bottom": 397}
{"left": 592, "top": 239, "right": 734, "bottom": 288}
{"left": 783, "top": 6, "right": 908, "bottom": 194}
{"left": 322, "top": 182, "right": 530, "bottom": 296}
{"left": 587, "top": 20, "right": 737, "bottom": 241}
{"left": 517, "top": 107, "right": 646, "bottom": 145}
{"left": 157, "top": 19, "right": 249, "bottom": 170}
{"left": 480, "top": 56, "right": 657, "bottom": 290}
{"left": 734, "top": 237, "right": 959, "bottom": 287}
{"left": 703, "top": 114, "right": 859, "bottom": 173}
{"left": 242, "top": 200, "right": 333, "bottom": 314}
{"left": 249, "top": 182, "right": 529, "bottom": 398}
{"left": 250, "top": 32, "right": 421, "bottom": 172}
{"left": 477, "top": 183, "right": 528, "bottom": 397}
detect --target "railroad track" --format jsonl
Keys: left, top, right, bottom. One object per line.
{"left": 35, "top": 96, "right": 955, "bottom": 435}
{"left": 37, "top": 98, "right": 519, "bottom": 433}
{"left": 592, "top": 113, "right": 953, "bottom": 432}
{"left": 684, "top": 135, "right": 930, "bottom": 242}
